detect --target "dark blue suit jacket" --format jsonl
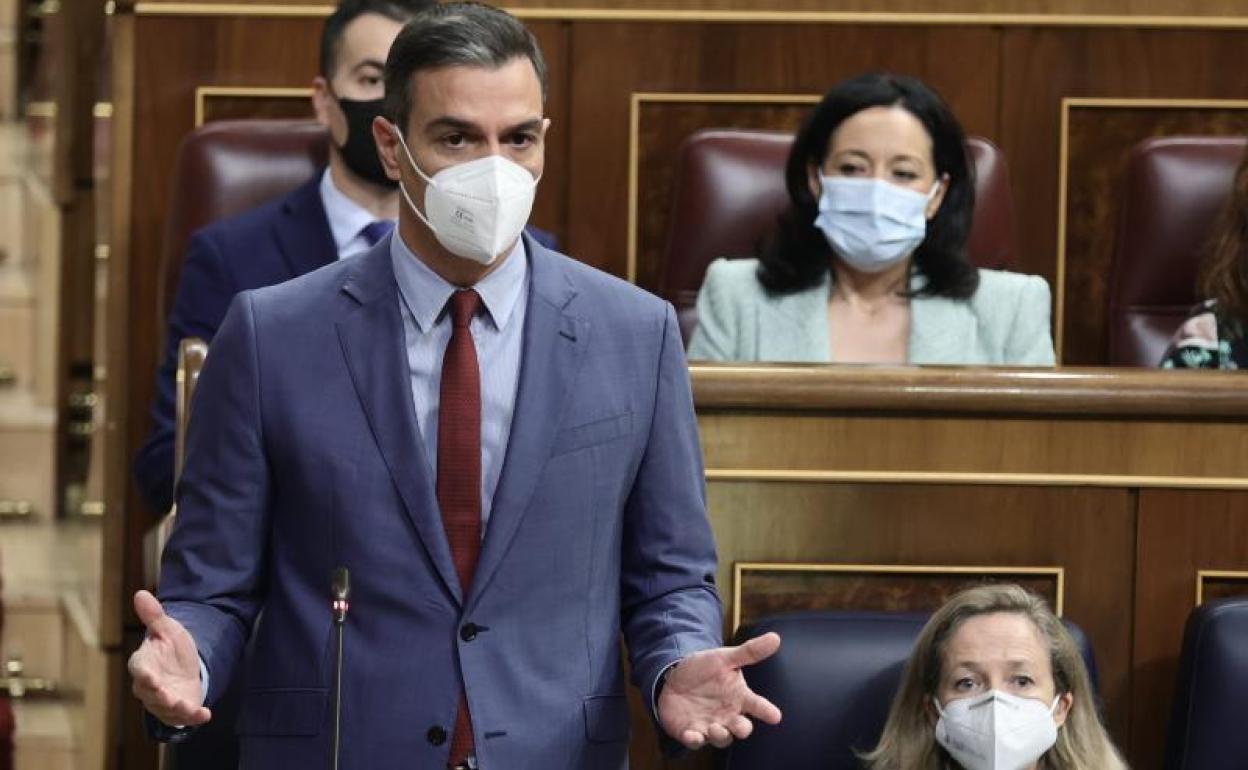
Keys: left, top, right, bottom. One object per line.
{"left": 133, "top": 175, "right": 557, "bottom": 514}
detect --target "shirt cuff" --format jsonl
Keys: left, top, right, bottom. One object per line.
{"left": 651, "top": 659, "right": 682, "bottom": 722}
{"left": 169, "top": 656, "right": 209, "bottom": 730}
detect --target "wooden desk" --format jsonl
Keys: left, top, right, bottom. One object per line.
{"left": 632, "top": 364, "right": 1248, "bottom": 770}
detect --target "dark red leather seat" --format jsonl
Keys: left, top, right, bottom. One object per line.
{"left": 1107, "top": 136, "right": 1248, "bottom": 367}
{"left": 658, "top": 129, "right": 1018, "bottom": 343}
{"left": 159, "top": 118, "right": 329, "bottom": 325}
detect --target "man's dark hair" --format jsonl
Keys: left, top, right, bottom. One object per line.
{"left": 383, "top": 2, "right": 548, "bottom": 132}
{"left": 320, "top": 0, "right": 435, "bottom": 79}
{"left": 757, "top": 72, "right": 980, "bottom": 301}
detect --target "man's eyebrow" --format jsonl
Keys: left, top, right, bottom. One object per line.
{"left": 503, "top": 118, "right": 544, "bottom": 134}
{"left": 422, "top": 117, "right": 544, "bottom": 134}
{"left": 424, "top": 116, "right": 480, "bottom": 134}
{"left": 350, "top": 58, "right": 386, "bottom": 73}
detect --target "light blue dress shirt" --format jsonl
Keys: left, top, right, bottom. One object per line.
{"left": 389, "top": 232, "right": 528, "bottom": 530}
{"left": 320, "top": 168, "right": 393, "bottom": 259}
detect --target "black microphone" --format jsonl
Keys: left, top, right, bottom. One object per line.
{"left": 330, "top": 567, "right": 350, "bottom": 770}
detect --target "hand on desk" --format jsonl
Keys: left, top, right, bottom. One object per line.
{"left": 657, "top": 631, "right": 783, "bottom": 750}
{"left": 128, "top": 590, "right": 211, "bottom": 728}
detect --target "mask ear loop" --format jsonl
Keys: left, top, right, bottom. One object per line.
{"left": 391, "top": 125, "right": 441, "bottom": 237}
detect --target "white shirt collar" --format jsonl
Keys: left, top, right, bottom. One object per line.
{"left": 319, "top": 167, "right": 384, "bottom": 256}
{"left": 390, "top": 232, "right": 528, "bottom": 335}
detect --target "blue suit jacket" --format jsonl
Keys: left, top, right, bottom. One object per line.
{"left": 133, "top": 176, "right": 558, "bottom": 514}
{"left": 156, "top": 234, "right": 722, "bottom": 768}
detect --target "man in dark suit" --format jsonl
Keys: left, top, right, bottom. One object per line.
{"left": 132, "top": 0, "right": 555, "bottom": 515}
{"left": 129, "top": 4, "right": 780, "bottom": 768}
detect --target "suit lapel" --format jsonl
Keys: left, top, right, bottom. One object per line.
{"left": 758, "top": 277, "right": 831, "bottom": 362}
{"left": 909, "top": 281, "right": 979, "bottom": 365}
{"left": 336, "top": 245, "right": 464, "bottom": 604}
{"left": 275, "top": 176, "right": 338, "bottom": 280}
{"left": 467, "top": 237, "right": 588, "bottom": 609}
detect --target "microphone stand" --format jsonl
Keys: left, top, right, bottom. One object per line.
{"left": 331, "top": 567, "right": 350, "bottom": 770}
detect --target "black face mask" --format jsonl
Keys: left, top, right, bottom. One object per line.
{"left": 332, "top": 92, "right": 398, "bottom": 190}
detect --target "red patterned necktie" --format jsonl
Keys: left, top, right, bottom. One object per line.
{"left": 438, "top": 289, "right": 482, "bottom": 765}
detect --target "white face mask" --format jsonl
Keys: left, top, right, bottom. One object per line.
{"left": 814, "top": 176, "right": 939, "bottom": 274}
{"left": 933, "top": 690, "right": 1061, "bottom": 770}
{"left": 393, "top": 127, "right": 539, "bottom": 265}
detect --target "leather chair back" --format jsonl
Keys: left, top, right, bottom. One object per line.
{"left": 1165, "top": 597, "right": 1248, "bottom": 770}
{"left": 659, "top": 129, "right": 1018, "bottom": 342}
{"left": 1107, "top": 136, "right": 1248, "bottom": 366}
{"left": 719, "top": 610, "right": 1098, "bottom": 770}
{"left": 159, "top": 118, "right": 329, "bottom": 325}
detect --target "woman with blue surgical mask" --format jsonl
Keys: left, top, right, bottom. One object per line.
{"left": 687, "top": 73, "right": 1055, "bottom": 366}
{"left": 862, "top": 584, "right": 1129, "bottom": 770}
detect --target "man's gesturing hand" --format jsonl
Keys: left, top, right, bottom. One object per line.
{"left": 656, "top": 632, "right": 782, "bottom": 750}
{"left": 127, "top": 590, "right": 211, "bottom": 728}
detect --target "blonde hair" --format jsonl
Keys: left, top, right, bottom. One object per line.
{"left": 862, "top": 584, "right": 1128, "bottom": 770}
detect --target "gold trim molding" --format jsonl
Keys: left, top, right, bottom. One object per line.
{"left": 194, "top": 85, "right": 313, "bottom": 127}
{"left": 1195, "top": 569, "right": 1248, "bottom": 605}
{"left": 732, "top": 562, "right": 1065, "bottom": 631}
{"left": 1054, "top": 97, "right": 1248, "bottom": 363}
{"left": 707, "top": 468, "right": 1248, "bottom": 490}
{"left": 627, "top": 91, "right": 819, "bottom": 283}
{"left": 132, "top": 3, "right": 1248, "bottom": 28}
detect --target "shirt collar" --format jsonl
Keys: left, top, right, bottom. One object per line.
{"left": 319, "top": 167, "right": 383, "bottom": 253}
{"left": 389, "top": 232, "right": 528, "bottom": 335}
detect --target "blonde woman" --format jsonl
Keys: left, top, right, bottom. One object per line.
{"left": 863, "top": 584, "right": 1127, "bottom": 770}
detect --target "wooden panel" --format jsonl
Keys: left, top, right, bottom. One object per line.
{"left": 198, "top": 90, "right": 313, "bottom": 125}
{"left": 1198, "top": 571, "right": 1248, "bottom": 603}
{"left": 567, "top": 22, "right": 999, "bottom": 278}
{"left": 135, "top": 0, "right": 1248, "bottom": 18}
{"left": 1062, "top": 102, "right": 1248, "bottom": 365}
{"left": 998, "top": 27, "right": 1248, "bottom": 363}
{"left": 1133, "top": 490, "right": 1248, "bottom": 770}
{"left": 699, "top": 411, "right": 1248, "bottom": 482}
{"left": 707, "top": 482, "right": 1135, "bottom": 742}
{"left": 735, "top": 563, "right": 1061, "bottom": 630}
{"left": 122, "top": 10, "right": 322, "bottom": 624}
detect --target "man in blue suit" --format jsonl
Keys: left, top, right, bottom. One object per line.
{"left": 129, "top": 4, "right": 780, "bottom": 768}
{"left": 132, "top": 0, "right": 557, "bottom": 515}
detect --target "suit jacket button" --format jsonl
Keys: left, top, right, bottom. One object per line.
{"left": 427, "top": 725, "right": 447, "bottom": 746}
{"left": 460, "top": 623, "right": 479, "bottom": 642}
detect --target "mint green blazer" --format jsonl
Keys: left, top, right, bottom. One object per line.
{"left": 687, "top": 258, "right": 1056, "bottom": 366}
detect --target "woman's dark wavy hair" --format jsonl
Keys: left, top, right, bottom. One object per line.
{"left": 757, "top": 72, "right": 980, "bottom": 299}
{"left": 1199, "top": 147, "right": 1248, "bottom": 324}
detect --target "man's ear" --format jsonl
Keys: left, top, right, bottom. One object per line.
{"left": 312, "top": 76, "right": 333, "bottom": 131}
{"left": 371, "top": 116, "right": 403, "bottom": 184}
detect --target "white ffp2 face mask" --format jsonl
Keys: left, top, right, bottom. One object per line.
{"left": 933, "top": 690, "right": 1061, "bottom": 770}
{"left": 815, "top": 176, "right": 939, "bottom": 273}
{"left": 393, "top": 128, "right": 539, "bottom": 265}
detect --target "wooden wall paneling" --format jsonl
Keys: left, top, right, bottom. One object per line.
{"left": 1063, "top": 101, "right": 1248, "bottom": 366}
{"left": 122, "top": 11, "right": 323, "bottom": 614}
{"left": 998, "top": 27, "right": 1248, "bottom": 364}
{"left": 526, "top": 21, "right": 571, "bottom": 248}
{"left": 706, "top": 481, "right": 1136, "bottom": 743}
{"left": 734, "top": 563, "right": 1063, "bottom": 630}
{"left": 1132, "top": 489, "right": 1248, "bottom": 770}
{"left": 195, "top": 88, "right": 313, "bottom": 125}
{"left": 1196, "top": 570, "right": 1248, "bottom": 603}
{"left": 567, "top": 22, "right": 1000, "bottom": 281}
{"left": 134, "top": 0, "right": 1248, "bottom": 18}
{"left": 633, "top": 97, "right": 814, "bottom": 288}
{"left": 698, "top": 411, "right": 1248, "bottom": 482}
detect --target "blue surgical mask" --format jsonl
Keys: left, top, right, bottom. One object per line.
{"left": 814, "top": 176, "right": 940, "bottom": 273}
